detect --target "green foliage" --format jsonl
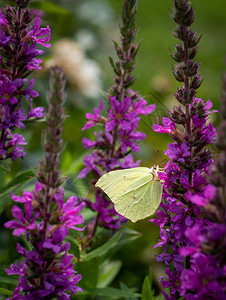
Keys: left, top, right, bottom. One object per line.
{"left": 0, "top": 288, "right": 13, "bottom": 297}
{"left": 120, "top": 282, "right": 139, "bottom": 300}
{"left": 1, "top": 0, "right": 224, "bottom": 298}
{"left": 0, "top": 170, "right": 34, "bottom": 214}
{"left": 74, "top": 228, "right": 141, "bottom": 298}
{"left": 141, "top": 275, "right": 155, "bottom": 300}
{"left": 30, "top": 1, "right": 70, "bottom": 15}
{"left": 76, "top": 287, "right": 140, "bottom": 299}
{"left": 98, "top": 260, "right": 122, "bottom": 288}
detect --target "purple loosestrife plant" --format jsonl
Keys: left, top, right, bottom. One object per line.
{"left": 79, "top": 0, "right": 155, "bottom": 231}
{"left": 0, "top": 0, "right": 51, "bottom": 161}
{"left": 150, "top": 1, "right": 220, "bottom": 298}
{"left": 4, "top": 67, "right": 84, "bottom": 299}
{"left": 178, "top": 72, "right": 226, "bottom": 299}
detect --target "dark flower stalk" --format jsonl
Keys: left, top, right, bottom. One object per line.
{"left": 151, "top": 1, "right": 221, "bottom": 299}
{"left": 4, "top": 67, "right": 84, "bottom": 299}
{"left": 79, "top": 0, "right": 155, "bottom": 231}
{"left": 0, "top": 0, "right": 50, "bottom": 161}
{"left": 178, "top": 71, "right": 226, "bottom": 299}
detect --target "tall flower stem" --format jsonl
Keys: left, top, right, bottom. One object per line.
{"left": 5, "top": 67, "right": 84, "bottom": 299}
{"left": 79, "top": 0, "right": 155, "bottom": 231}
{"left": 152, "top": 1, "right": 217, "bottom": 298}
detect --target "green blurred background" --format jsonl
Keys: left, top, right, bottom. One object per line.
{"left": 1, "top": 0, "right": 226, "bottom": 297}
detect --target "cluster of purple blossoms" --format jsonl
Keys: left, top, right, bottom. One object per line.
{"left": 0, "top": 0, "right": 51, "bottom": 161}
{"left": 5, "top": 67, "right": 85, "bottom": 299}
{"left": 151, "top": 98, "right": 222, "bottom": 299}
{"left": 150, "top": 0, "right": 225, "bottom": 299}
{"left": 5, "top": 184, "right": 84, "bottom": 299}
{"left": 176, "top": 73, "right": 226, "bottom": 300}
{"left": 79, "top": 92, "right": 155, "bottom": 229}
{"left": 79, "top": 0, "right": 155, "bottom": 230}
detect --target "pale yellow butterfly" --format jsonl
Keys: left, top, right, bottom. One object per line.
{"left": 95, "top": 166, "right": 164, "bottom": 223}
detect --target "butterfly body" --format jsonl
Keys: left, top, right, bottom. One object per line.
{"left": 95, "top": 166, "right": 163, "bottom": 222}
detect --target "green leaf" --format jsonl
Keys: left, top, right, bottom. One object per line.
{"left": 61, "top": 153, "right": 84, "bottom": 174}
{"left": 81, "top": 232, "right": 121, "bottom": 262}
{"left": 65, "top": 235, "right": 80, "bottom": 257}
{"left": 0, "top": 170, "right": 34, "bottom": 195}
{"left": 0, "top": 162, "right": 11, "bottom": 173}
{"left": 77, "top": 287, "right": 141, "bottom": 298}
{"left": 123, "top": 59, "right": 135, "bottom": 70}
{"left": 109, "top": 56, "right": 121, "bottom": 76}
{"left": 155, "top": 289, "right": 176, "bottom": 300}
{"left": 120, "top": 282, "right": 139, "bottom": 300}
{"left": 155, "top": 295, "right": 165, "bottom": 300}
{"left": 0, "top": 288, "right": 13, "bottom": 296}
{"left": 76, "top": 257, "right": 99, "bottom": 290}
{"left": 0, "top": 276, "right": 18, "bottom": 286}
{"left": 0, "top": 170, "right": 34, "bottom": 214}
{"left": 141, "top": 276, "right": 154, "bottom": 300}
{"left": 113, "top": 227, "right": 141, "bottom": 251}
{"left": 30, "top": 1, "right": 70, "bottom": 15}
{"left": 113, "top": 40, "right": 119, "bottom": 52}
{"left": 97, "top": 260, "right": 122, "bottom": 288}
{"left": 124, "top": 76, "right": 137, "bottom": 88}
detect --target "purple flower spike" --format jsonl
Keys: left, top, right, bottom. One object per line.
{"left": 79, "top": 0, "right": 156, "bottom": 231}
{"left": 0, "top": 3, "right": 51, "bottom": 161}
{"left": 150, "top": 1, "right": 225, "bottom": 298}
{"left": 5, "top": 68, "right": 84, "bottom": 298}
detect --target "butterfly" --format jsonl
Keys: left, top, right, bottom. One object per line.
{"left": 95, "top": 166, "right": 164, "bottom": 223}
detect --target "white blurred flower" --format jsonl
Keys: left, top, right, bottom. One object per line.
{"left": 151, "top": 75, "right": 172, "bottom": 94}
{"left": 45, "top": 38, "right": 102, "bottom": 98}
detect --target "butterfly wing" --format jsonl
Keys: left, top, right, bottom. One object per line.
{"left": 95, "top": 167, "right": 151, "bottom": 203}
{"left": 113, "top": 174, "right": 163, "bottom": 222}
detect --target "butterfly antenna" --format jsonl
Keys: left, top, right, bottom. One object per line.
{"left": 153, "top": 150, "right": 159, "bottom": 166}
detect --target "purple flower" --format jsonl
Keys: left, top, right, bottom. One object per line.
{"left": 25, "top": 79, "right": 39, "bottom": 101}
{"left": 27, "top": 99, "right": 44, "bottom": 118}
{"left": 153, "top": 117, "right": 176, "bottom": 133}
{"left": 2, "top": 106, "right": 27, "bottom": 130}
{"left": 91, "top": 192, "right": 125, "bottom": 229}
{"left": 61, "top": 196, "right": 85, "bottom": 231}
{"left": 160, "top": 268, "right": 182, "bottom": 295}
{"left": 78, "top": 152, "right": 102, "bottom": 178}
{"left": 0, "top": 78, "right": 18, "bottom": 105}
{"left": 27, "top": 57, "right": 43, "bottom": 71}
{"left": 4, "top": 203, "right": 38, "bottom": 236}
{"left": 119, "top": 118, "right": 146, "bottom": 152}
{"left": 132, "top": 98, "right": 155, "bottom": 115}
{"left": 105, "top": 96, "right": 137, "bottom": 132}
{"left": 10, "top": 190, "right": 33, "bottom": 203}
{"left": 181, "top": 253, "right": 225, "bottom": 299}
{"left": 0, "top": 30, "right": 10, "bottom": 46}
{"left": 27, "top": 17, "right": 51, "bottom": 48}
{"left": 118, "top": 153, "right": 141, "bottom": 168}
{"left": 0, "top": 9, "right": 7, "bottom": 26}
{"left": 164, "top": 142, "right": 190, "bottom": 162}
{"left": 82, "top": 137, "right": 96, "bottom": 149}
{"left": 82, "top": 99, "right": 104, "bottom": 130}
